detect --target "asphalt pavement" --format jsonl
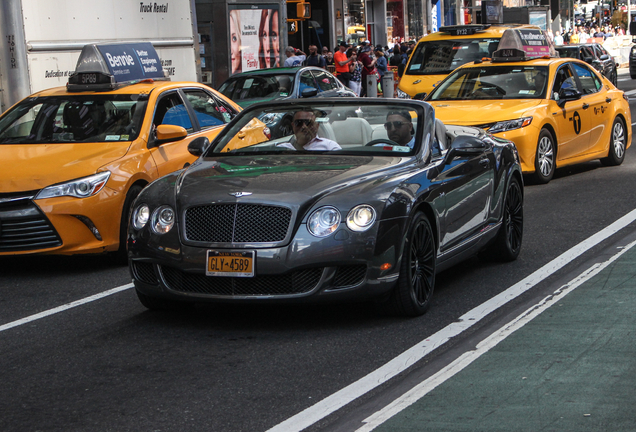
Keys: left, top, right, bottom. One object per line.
{"left": 358, "top": 233, "right": 636, "bottom": 431}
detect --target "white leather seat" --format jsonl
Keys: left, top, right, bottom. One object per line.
{"left": 331, "top": 117, "right": 373, "bottom": 146}
{"left": 371, "top": 126, "right": 389, "bottom": 141}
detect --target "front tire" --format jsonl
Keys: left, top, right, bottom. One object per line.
{"left": 383, "top": 212, "right": 436, "bottom": 317}
{"left": 112, "top": 184, "right": 143, "bottom": 264}
{"left": 600, "top": 117, "right": 626, "bottom": 166}
{"left": 533, "top": 129, "right": 555, "bottom": 184}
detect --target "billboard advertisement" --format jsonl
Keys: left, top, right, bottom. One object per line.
{"left": 229, "top": 6, "right": 281, "bottom": 75}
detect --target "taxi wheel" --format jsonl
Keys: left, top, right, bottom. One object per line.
{"left": 533, "top": 129, "right": 555, "bottom": 184}
{"left": 383, "top": 212, "right": 436, "bottom": 317}
{"left": 601, "top": 117, "right": 626, "bottom": 166}
{"left": 113, "top": 184, "right": 144, "bottom": 264}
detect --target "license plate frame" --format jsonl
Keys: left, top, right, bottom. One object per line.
{"left": 206, "top": 250, "right": 255, "bottom": 277}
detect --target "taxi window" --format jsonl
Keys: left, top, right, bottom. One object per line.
{"left": 406, "top": 38, "right": 499, "bottom": 75}
{"left": 551, "top": 65, "right": 577, "bottom": 99}
{"left": 0, "top": 95, "right": 146, "bottom": 144}
{"left": 154, "top": 92, "right": 193, "bottom": 131}
{"left": 571, "top": 63, "right": 601, "bottom": 94}
{"left": 183, "top": 89, "right": 234, "bottom": 129}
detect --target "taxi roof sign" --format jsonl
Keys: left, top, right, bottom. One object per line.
{"left": 492, "top": 28, "right": 557, "bottom": 62}
{"left": 67, "top": 42, "right": 168, "bottom": 92}
{"left": 438, "top": 24, "right": 491, "bottom": 36}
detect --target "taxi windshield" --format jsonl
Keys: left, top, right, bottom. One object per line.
{"left": 0, "top": 94, "right": 147, "bottom": 144}
{"left": 209, "top": 103, "right": 421, "bottom": 156}
{"left": 405, "top": 38, "right": 500, "bottom": 75}
{"left": 429, "top": 65, "right": 549, "bottom": 100}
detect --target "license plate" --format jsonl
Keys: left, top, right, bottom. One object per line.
{"left": 206, "top": 250, "right": 254, "bottom": 277}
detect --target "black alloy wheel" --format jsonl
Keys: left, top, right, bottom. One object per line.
{"left": 386, "top": 212, "right": 436, "bottom": 317}
{"left": 489, "top": 176, "right": 523, "bottom": 261}
{"left": 601, "top": 117, "right": 626, "bottom": 166}
{"left": 534, "top": 129, "right": 556, "bottom": 184}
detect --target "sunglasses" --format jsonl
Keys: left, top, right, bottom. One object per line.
{"left": 384, "top": 121, "right": 408, "bottom": 130}
{"left": 293, "top": 119, "right": 315, "bottom": 127}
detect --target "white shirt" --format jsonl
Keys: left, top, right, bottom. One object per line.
{"left": 284, "top": 55, "right": 306, "bottom": 67}
{"left": 276, "top": 136, "right": 341, "bottom": 151}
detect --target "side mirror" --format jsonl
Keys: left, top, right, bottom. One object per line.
{"left": 557, "top": 88, "right": 581, "bottom": 107}
{"left": 599, "top": 54, "right": 610, "bottom": 61}
{"left": 301, "top": 88, "right": 319, "bottom": 98}
{"left": 413, "top": 92, "right": 427, "bottom": 100}
{"left": 583, "top": 56, "right": 594, "bottom": 64}
{"left": 155, "top": 124, "right": 188, "bottom": 145}
{"left": 443, "top": 135, "right": 486, "bottom": 165}
{"left": 188, "top": 136, "right": 211, "bottom": 156}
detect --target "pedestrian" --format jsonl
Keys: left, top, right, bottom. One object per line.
{"left": 389, "top": 44, "right": 402, "bottom": 67}
{"left": 358, "top": 45, "right": 376, "bottom": 97}
{"left": 305, "top": 45, "right": 326, "bottom": 68}
{"left": 553, "top": 30, "right": 564, "bottom": 45}
{"left": 283, "top": 46, "right": 306, "bottom": 67}
{"left": 347, "top": 48, "right": 363, "bottom": 96}
{"left": 375, "top": 48, "right": 387, "bottom": 95}
{"left": 325, "top": 51, "right": 334, "bottom": 66}
{"left": 334, "top": 41, "right": 353, "bottom": 87}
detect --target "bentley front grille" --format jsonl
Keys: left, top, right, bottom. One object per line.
{"left": 160, "top": 265, "right": 323, "bottom": 296}
{"left": 332, "top": 265, "right": 367, "bottom": 288}
{"left": 184, "top": 204, "right": 292, "bottom": 243}
{"left": 132, "top": 261, "right": 158, "bottom": 285}
{"left": 0, "top": 192, "right": 62, "bottom": 252}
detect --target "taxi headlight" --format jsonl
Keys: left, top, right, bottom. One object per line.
{"left": 151, "top": 205, "right": 175, "bottom": 235}
{"left": 396, "top": 88, "right": 411, "bottom": 99}
{"left": 308, "top": 206, "right": 341, "bottom": 237}
{"left": 132, "top": 204, "right": 150, "bottom": 230}
{"left": 346, "top": 205, "right": 376, "bottom": 232}
{"left": 488, "top": 117, "right": 533, "bottom": 134}
{"left": 35, "top": 171, "right": 111, "bottom": 199}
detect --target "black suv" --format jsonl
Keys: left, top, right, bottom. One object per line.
{"left": 556, "top": 43, "right": 618, "bottom": 85}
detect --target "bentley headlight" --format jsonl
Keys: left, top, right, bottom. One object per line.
{"left": 132, "top": 204, "right": 150, "bottom": 230}
{"left": 488, "top": 117, "right": 532, "bottom": 134}
{"left": 308, "top": 206, "right": 341, "bottom": 237}
{"left": 35, "top": 171, "right": 111, "bottom": 199}
{"left": 151, "top": 205, "right": 175, "bottom": 235}
{"left": 346, "top": 205, "right": 376, "bottom": 232}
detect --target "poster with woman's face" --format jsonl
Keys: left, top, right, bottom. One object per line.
{"left": 229, "top": 7, "right": 280, "bottom": 75}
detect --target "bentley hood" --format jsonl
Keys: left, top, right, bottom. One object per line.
{"left": 430, "top": 100, "right": 544, "bottom": 125}
{"left": 175, "top": 154, "right": 410, "bottom": 212}
{"left": 0, "top": 142, "right": 130, "bottom": 192}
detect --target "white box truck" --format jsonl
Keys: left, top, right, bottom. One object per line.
{"left": 0, "top": 0, "right": 200, "bottom": 113}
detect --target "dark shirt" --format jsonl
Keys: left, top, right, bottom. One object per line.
{"left": 306, "top": 53, "right": 326, "bottom": 68}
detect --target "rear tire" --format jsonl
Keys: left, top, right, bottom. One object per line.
{"left": 600, "top": 117, "right": 626, "bottom": 167}
{"left": 381, "top": 212, "right": 436, "bottom": 317}
{"left": 488, "top": 176, "right": 523, "bottom": 261}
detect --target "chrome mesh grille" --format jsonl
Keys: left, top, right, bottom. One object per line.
{"left": 160, "top": 265, "right": 323, "bottom": 296}
{"left": 0, "top": 192, "right": 62, "bottom": 252}
{"left": 185, "top": 204, "right": 292, "bottom": 243}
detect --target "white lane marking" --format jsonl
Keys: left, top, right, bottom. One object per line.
{"left": 0, "top": 283, "right": 133, "bottom": 333}
{"left": 624, "top": 89, "right": 636, "bottom": 96}
{"left": 357, "top": 240, "right": 636, "bottom": 431}
{"left": 266, "top": 208, "right": 636, "bottom": 432}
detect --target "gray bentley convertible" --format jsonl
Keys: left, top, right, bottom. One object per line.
{"left": 128, "top": 99, "right": 523, "bottom": 317}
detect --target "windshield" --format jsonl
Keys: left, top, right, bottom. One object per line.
{"left": 555, "top": 47, "right": 580, "bottom": 59}
{"left": 428, "top": 65, "right": 549, "bottom": 100}
{"left": 218, "top": 74, "right": 296, "bottom": 103}
{"left": 210, "top": 103, "right": 421, "bottom": 156}
{"left": 405, "top": 38, "right": 500, "bottom": 75}
{"left": 0, "top": 94, "right": 147, "bottom": 144}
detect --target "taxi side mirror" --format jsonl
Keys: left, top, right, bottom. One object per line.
{"left": 557, "top": 88, "right": 581, "bottom": 108}
{"left": 188, "top": 136, "right": 211, "bottom": 156}
{"left": 155, "top": 124, "right": 188, "bottom": 145}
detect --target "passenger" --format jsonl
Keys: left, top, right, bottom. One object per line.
{"left": 277, "top": 110, "right": 341, "bottom": 151}
{"left": 384, "top": 111, "right": 415, "bottom": 147}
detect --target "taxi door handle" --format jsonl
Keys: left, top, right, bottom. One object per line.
{"left": 606, "top": 97, "right": 612, "bottom": 103}
{"left": 582, "top": 103, "right": 590, "bottom": 109}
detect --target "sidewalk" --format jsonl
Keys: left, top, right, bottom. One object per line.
{"left": 371, "top": 245, "right": 636, "bottom": 431}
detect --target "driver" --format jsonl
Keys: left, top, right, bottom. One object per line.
{"left": 384, "top": 111, "right": 415, "bottom": 148}
{"left": 277, "top": 110, "right": 341, "bottom": 151}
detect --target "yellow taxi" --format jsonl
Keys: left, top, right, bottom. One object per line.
{"left": 0, "top": 42, "right": 266, "bottom": 258}
{"left": 397, "top": 23, "right": 541, "bottom": 99}
{"left": 427, "top": 28, "right": 631, "bottom": 183}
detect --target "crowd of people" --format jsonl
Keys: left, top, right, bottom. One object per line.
{"left": 283, "top": 39, "right": 418, "bottom": 97}
{"left": 551, "top": 21, "right": 627, "bottom": 45}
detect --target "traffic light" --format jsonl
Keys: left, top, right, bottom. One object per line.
{"left": 297, "top": 2, "right": 311, "bottom": 19}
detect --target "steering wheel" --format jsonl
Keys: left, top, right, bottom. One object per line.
{"left": 472, "top": 83, "right": 506, "bottom": 97}
{"left": 365, "top": 139, "right": 400, "bottom": 147}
